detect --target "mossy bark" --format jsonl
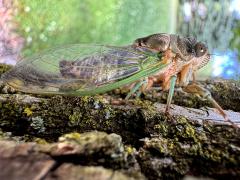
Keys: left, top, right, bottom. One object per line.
{"left": 0, "top": 63, "right": 240, "bottom": 179}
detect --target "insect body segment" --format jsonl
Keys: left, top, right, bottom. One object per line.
{"left": 134, "top": 33, "right": 197, "bottom": 62}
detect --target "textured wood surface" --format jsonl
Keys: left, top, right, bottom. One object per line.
{"left": 1, "top": 64, "right": 240, "bottom": 179}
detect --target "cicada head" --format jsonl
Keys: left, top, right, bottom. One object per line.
{"left": 176, "top": 35, "right": 211, "bottom": 70}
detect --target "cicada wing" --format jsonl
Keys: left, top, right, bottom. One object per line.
{"left": 2, "top": 44, "right": 155, "bottom": 94}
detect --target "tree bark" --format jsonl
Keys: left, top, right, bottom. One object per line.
{"left": 1, "top": 63, "right": 240, "bottom": 179}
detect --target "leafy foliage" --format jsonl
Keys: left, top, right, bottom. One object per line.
{"left": 177, "top": 0, "right": 234, "bottom": 52}
{"left": 15, "top": 0, "right": 170, "bottom": 56}
{"left": 231, "top": 20, "right": 240, "bottom": 56}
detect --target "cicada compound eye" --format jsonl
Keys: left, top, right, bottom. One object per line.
{"left": 195, "top": 42, "right": 207, "bottom": 57}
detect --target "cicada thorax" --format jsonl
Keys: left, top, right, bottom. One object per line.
{"left": 134, "top": 33, "right": 170, "bottom": 52}
{"left": 133, "top": 34, "right": 189, "bottom": 90}
{"left": 134, "top": 33, "right": 195, "bottom": 60}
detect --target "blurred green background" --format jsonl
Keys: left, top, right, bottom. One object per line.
{"left": 0, "top": 0, "right": 239, "bottom": 79}
{"left": 16, "top": 0, "right": 177, "bottom": 56}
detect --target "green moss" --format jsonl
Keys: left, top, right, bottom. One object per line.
{"left": 1, "top": 86, "right": 240, "bottom": 179}
{"left": 154, "top": 123, "right": 169, "bottom": 136}
{"left": 125, "top": 145, "right": 135, "bottom": 155}
{"left": 34, "top": 137, "right": 48, "bottom": 144}
{"left": 24, "top": 107, "right": 33, "bottom": 116}
{"left": 0, "top": 64, "right": 11, "bottom": 76}
{"left": 59, "top": 132, "right": 81, "bottom": 142}
{"left": 140, "top": 111, "right": 240, "bottom": 179}
{"left": 25, "top": 95, "right": 118, "bottom": 136}
{"left": 133, "top": 99, "right": 156, "bottom": 113}
{"left": 68, "top": 112, "right": 82, "bottom": 126}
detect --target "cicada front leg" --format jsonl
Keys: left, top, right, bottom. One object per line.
{"left": 182, "top": 83, "right": 237, "bottom": 127}
{"left": 176, "top": 64, "right": 235, "bottom": 126}
{"left": 151, "top": 48, "right": 174, "bottom": 65}
{"left": 178, "top": 63, "right": 192, "bottom": 87}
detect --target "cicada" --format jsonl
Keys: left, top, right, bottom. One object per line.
{"left": 1, "top": 33, "right": 232, "bottom": 125}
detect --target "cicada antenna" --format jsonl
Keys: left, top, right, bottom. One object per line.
{"left": 209, "top": 52, "right": 239, "bottom": 59}
{"left": 209, "top": 53, "right": 219, "bottom": 56}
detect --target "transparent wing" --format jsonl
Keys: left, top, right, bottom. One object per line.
{"left": 2, "top": 44, "right": 157, "bottom": 94}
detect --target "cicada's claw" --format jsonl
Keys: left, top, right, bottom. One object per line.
{"left": 207, "top": 97, "right": 240, "bottom": 128}
{"left": 182, "top": 83, "right": 238, "bottom": 128}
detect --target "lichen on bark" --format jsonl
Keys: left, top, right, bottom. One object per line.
{"left": 1, "top": 63, "right": 240, "bottom": 179}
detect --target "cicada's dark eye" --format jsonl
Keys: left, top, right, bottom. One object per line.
{"left": 195, "top": 42, "right": 207, "bottom": 57}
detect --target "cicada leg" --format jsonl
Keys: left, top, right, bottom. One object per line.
{"left": 165, "top": 75, "right": 177, "bottom": 114}
{"left": 136, "top": 78, "right": 149, "bottom": 98}
{"left": 182, "top": 83, "right": 237, "bottom": 127}
{"left": 178, "top": 63, "right": 192, "bottom": 87}
{"left": 125, "top": 79, "right": 148, "bottom": 100}
{"left": 192, "top": 71, "right": 197, "bottom": 84}
{"left": 135, "top": 77, "right": 158, "bottom": 98}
